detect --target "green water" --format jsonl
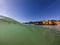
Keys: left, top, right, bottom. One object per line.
{"left": 0, "top": 23, "right": 60, "bottom": 45}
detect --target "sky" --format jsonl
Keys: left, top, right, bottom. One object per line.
{"left": 0, "top": 0, "right": 60, "bottom": 22}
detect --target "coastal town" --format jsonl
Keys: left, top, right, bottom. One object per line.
{"left": 25, "top": 20, "right": 60, "bottom": 25}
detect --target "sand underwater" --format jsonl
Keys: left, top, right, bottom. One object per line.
{"left": 0, "top": 22, "right": 60, "bottom": 45}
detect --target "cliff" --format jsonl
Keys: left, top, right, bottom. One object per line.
{"left": 25, "top": 20, "right": 60, "bottom": 25}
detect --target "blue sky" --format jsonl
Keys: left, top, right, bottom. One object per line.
{"left": 0, "top": 0, "right": 60, "bottom": 22}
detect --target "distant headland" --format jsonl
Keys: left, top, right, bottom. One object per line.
{"left": 25, "top": 20, "right": 60, "bottom": 25}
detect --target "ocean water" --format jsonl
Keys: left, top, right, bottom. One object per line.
{"left": 24, "top": 24, "right": 60, "bottom": 45}
{"left": 0, "top": 23, "right": 60, "bottom": 45}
